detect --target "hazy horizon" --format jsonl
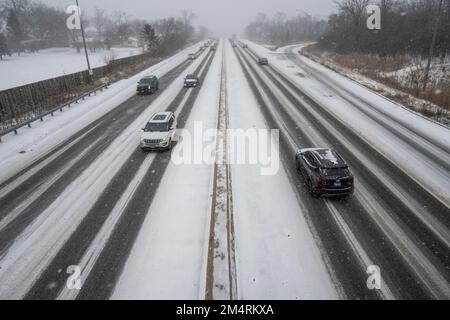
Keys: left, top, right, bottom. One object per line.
{"left": 45, "top": 0, "right": 337, "bottom": 36}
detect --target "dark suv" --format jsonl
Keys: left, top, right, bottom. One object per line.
{"left": 258, "top": 58, "right": 269, "bottom": 65}
{"left": 296, "top": 148, "right": 354, "bottom": 198}
{"left": 184, "top": 74, "right": 200, "bottom": 88}
{"left": 137, "top": 75, "right": 159, "bottom": 95}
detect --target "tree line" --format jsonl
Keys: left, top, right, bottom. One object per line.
{"left": 244, "top": 0, "right": 450, "bottom": 59}
{"left": 0, "top": 0, "right": 209, "bottom": 60}
{"left": 318, "top": 0, "right": 450, "bottom": 58}
{"left": 244, "top": 12, "right": 327, "bottom": 46}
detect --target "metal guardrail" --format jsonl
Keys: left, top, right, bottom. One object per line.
{"left": 0, "top": 83, "right": 109, "bottom": 142}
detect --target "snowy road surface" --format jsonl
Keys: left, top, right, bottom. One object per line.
{"left": 0, "top": 39, "right": 448, "bottom": 300}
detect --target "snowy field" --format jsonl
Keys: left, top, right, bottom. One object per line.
{"left": 0, "top": 47, "right": 143, "bottom": 90}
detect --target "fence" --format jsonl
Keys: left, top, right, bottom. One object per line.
{"left": 0, "top": 83, "right": 109, "bottom": 141}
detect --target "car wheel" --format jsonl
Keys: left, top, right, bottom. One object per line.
{"left": 307, "top": 179, "right": 320, "bottom": 198}
{"left": 311, "top": 190, "right": 321, "bottom": 198}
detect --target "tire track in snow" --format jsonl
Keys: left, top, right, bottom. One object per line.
{"left": 237, "top": 44, "right": 450, "bottom": 299}
{"left": 233, "top": 44, "right": 376, "bottom": 299}
{"left": 21, "top": 50, "right": 216, "bottom": 300}
{"left": 234, "top": 43, "right": 435, "bottom": 299}
{"left": 73, "top": 50, "right": 217, "bottom": 300}
{"left": 0, "top": 60, "right": 193, "bottom": 256}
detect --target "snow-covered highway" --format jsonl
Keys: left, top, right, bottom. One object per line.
{"left": 0, "top": 39, "right": 448, "bottom": 300}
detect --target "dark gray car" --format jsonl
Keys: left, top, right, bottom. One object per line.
{"left": 258, "top": 58, "right": 269, "bottom": 66}
{"left": 137, "top": 75, "right": 159, "bottom": 95}
{"left": 296, "top": 148, "right": 354, "bottom": 198}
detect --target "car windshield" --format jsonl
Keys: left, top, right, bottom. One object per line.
{"left": 139, "top": 78, "right": 152, "bottom": 84}
{"left": 144, "top": 122, "right": 169, "bottom": 132}
{"left": 186, "top": 75, "right": 197, "bottom": 79}
{"left": 321, "top": 167, "right": 349, "bottom": 178}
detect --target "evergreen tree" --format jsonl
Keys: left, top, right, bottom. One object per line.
{"left": 141, "top": 24, "right": 158, "bottom": 54}
{"left": 0, "top": 33, "right": 9, "bottom": 60}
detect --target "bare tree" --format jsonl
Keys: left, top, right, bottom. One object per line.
{"left": 112, "top": 10, "right": 132, "bottom": 45}
{"left": 92, "top": 7, "right": 109, "bottom": 42}
{"left": 245, "top": 11, "right": 324, "bottom": 45}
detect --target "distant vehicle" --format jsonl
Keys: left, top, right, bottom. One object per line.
{"left": 184, "top": 74, "right": 200, "bottom": 88}
{"left": 137, "top": 75, "right": 159, "bottom": 95}
{"left": 210, "top": 46, "right": 216, "bottom": 52}
{"left": 258, "top": 58, "right": 269, "bottom": 65}
{"left": 296, "top": 148, "right": 354, "bottom": 198}
{"left": 140, "top": 112, "right": 177, "bottom": 151}
{"left": 188, "top": 53, "right": 197, "bottom": 60}
{"left": 242, "top": 44, "right": 248, "bottom": 49}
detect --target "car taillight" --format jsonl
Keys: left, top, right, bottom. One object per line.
{"left": 347, "top": 176, "right": 354, "bottom": 185}
{"left": 315, "top": 176, "right": 330, "bottom": 185}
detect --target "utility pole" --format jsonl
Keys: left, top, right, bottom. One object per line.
{"left": 423, "top": 0, "right": 443, "bottom": 92}
{"left": 76, "top": 0, "right": 92, "bottom": 78}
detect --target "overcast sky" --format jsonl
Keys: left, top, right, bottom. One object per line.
{"left": 46, "top": 0, "right": 337, "bottom": 36}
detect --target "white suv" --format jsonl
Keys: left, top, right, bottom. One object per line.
{"left": 140, "top": 112, "right": 177, "bottom": 151}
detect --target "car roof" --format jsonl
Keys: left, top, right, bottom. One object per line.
{"left": 141, "top": 75, "right": 157, "bottom": 80}
{"left": 149, "top": 112, "right": 173, "bottom": 123}
{"left": 300, "top": 148, "right": 347, "bottom": 168}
